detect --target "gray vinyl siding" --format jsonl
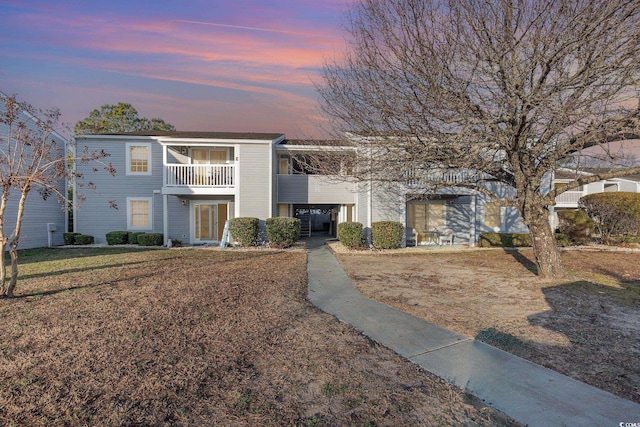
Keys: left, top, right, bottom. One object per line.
{"left": 237, "top": 143, "right": 272, "bottom": 219}
{"left": 0, "top": 106, "right": 66, "bottom": 249}
{"left": 277, "top": 175, "right": 357, "bottom": 204}
{"left": 75, "top": 137, "right": 164, "bottom": 244}
{"left": 1, "top": 191, "right": 66, "bottom": 249}
{"left": 371, "top": 184, "right": 404, "bottom": 223}
{"left": 166, "top": 196, "right": 190, "bottom": 241}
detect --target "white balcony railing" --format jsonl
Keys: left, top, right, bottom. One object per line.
{"left": 555, "top": 191, "right": 584, "bottom": 205}
{"left": 406, "top": 169, "right": 484, "bottom": 185}
{"left": 165, "top": 163, "right": 235, "bottom": 187}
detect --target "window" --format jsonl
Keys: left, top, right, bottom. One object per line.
{"left": 127, "top": 198, "right": 152, "bottom": 230}
{"left": 126, "top": 143, "right": 151, "bottom": 175}
{"left": 279, "top": 156, "right": 290, "bottom": 174}
{"left": 485, "top": 202, "right": 502, "bottom": 229}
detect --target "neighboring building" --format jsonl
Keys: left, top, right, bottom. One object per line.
{"left": 551, "top": 167, "right": 640, "bottom": 229}
{"left": 0, "top": 94, "right": 67, "bottom": 249}
{"left": 72, "top": 131, "right": 639, "bottom": 247}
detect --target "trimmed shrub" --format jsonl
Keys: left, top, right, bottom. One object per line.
{"left": 579, "top": 192, "right": 640, "bottom": 242}
{"left": 338, "top": 222, "right": 365, "bottom": 249}
{"left": 229, "top": 217, "right": 260, "bottom": 246}
{"left": 266, "top": 217, "right": 301, "bottom": 248}
{"left": 479, "top": 233, "right": 532, "bottom": 247}
{"left": 371, "top": 221, "right": 404, "bottom": 249}
{"left": 106, "top": 231, "right": 129, "bottom": 245}
{"left": 74, "top": 234, "right": 94, "bottom": 245}
{"left": 479, "top": 232, "right": 567, "bottom": 247}
{"left": 138, "top": 233, "right": 164, "bottom": 246}
{"left": 128, "top": 232, "right": 146, "bottom": 245}
{"left": 556, "top": 209, "right": 594, "bottom": 244}
{"left": 63, "top": 232, "right": 80, "bottom": 245}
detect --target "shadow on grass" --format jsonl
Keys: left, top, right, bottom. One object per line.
{"left": 11, "top": 249, "right": 290, "bottom": 299}
{"left": 17, "top": 258, "right": 179, "bottom": 281}
{"left": 16, "top": 269, "right": 167, "bottom": 298}
{"left": 475, "top": 327, "right": 534, "bottom": 358}
{"left": 9, "top": 246, "right": 162, "bottom": 265}
{"left": 502, "top": 248, "right": 538, "bottom": 275}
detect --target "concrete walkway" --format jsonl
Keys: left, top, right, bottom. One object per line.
{"left": 306, "top": 237, "right": 640, "bottom": 427}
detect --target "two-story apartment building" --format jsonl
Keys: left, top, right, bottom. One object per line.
{"left": 73, "top": 131, "right": 535, "bottom": 246}
{"left": 72, "top": 132, "right": 363, "bottom": 245}
{"left": 74, "top": 131, "right": 640, "bottom": 247}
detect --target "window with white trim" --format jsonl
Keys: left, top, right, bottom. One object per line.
{"left": 485, "top": 202, "right": 502, "bottom": 229}
{"left": 127, "top": 197, "right": 152, "bottom": 230}
{"left": 126, "top": 143, "right": 152, "bottom": 175}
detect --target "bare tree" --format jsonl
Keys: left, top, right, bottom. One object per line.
{"left": 316, "top": 0, "right": 640, "bottom": 278}
{"left": 0, "top": 94, "right": 113, "bottom": 297}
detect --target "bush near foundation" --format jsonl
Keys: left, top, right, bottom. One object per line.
{"left": 371, "top": 221, "right": 404, "bottom": 249}
{"left": 229, "top": 217, "right": 260, "bottom": 246}
{"left": 128, "top": 232, "right": 146, "bottom": 245}
{"left": 106, "top": 231, "right": 129, "bottom": 245}
{"left": 556, "top": 209, "right": 594, "bottom": 244}
{"left": 63, "top": 232, "right": 81, "bottom": 245}
{"left": 266, "top": 217, "right": 301, "bottom": 248}
{"left": 74, "top": 234, "right": 95, "bottom": 245}
{"left": 479, "top": 233, "right": 532, "bottom": 247}
{"left": 137, "top": 233, "right": 164, "bottom": 246}
{"left": 338, "top": 222, "right": 365, "bottom": 249}
{"left": 579, "top": 192, "right": 640, "bottom": 243}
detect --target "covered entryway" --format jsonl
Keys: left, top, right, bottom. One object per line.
{"left": 192, "top": 202, "right": 228, "bottom": 243}
{"left": 294, "top": 204, "right": 338, "bottom": 237}
{"left": 407, "top": 195, "right": 474, "bottom": 245}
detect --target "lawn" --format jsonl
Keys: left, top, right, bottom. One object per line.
{"left": 0, "top": 247, "right": 518, "bottom": 426}
{"left": 333, "top": 244, "right": 640, "bottom": 404}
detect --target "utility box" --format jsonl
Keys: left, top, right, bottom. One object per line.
{"left": 47, "top": 223, "right": 57, "bottom": 232}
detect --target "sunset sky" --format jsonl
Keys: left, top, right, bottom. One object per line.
{"left": 0, "top": 0, "right": 349, "bottom": 138}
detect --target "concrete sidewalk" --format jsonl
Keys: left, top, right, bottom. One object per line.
{"left": 306, "top": 237, "right": 640, "bottom": 427}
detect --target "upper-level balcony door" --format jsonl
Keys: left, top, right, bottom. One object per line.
{"left": 191, "top": 148, "right": 230, "bottom": 186}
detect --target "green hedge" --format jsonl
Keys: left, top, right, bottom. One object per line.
{"left": 106, "top": 231, "right": 129, "bottom": 245}
{"left": 479, "top": 232, "right": 568, "bottom": 247}
{"left": 229, "top": 217, "right": 260, "bottom": 246}
{"left": 138, "top": 233, "right": 164, "bottom": 246}
{"left": 371, "top": 221, "right": 404, "bottom": 249}
{"left": 338, "top": 222, "right": 365, "bottom": 249}
{"left": 128, "top": 232, "right": 146, "bottom": 245}
{"left": 63, "top": 232, "right": 80, "bottom": 245}
{"left": 266, "top": 217, "right": 301, "bottom": 248}
{"left": 556, "top": 209, "right": 594, "bottom": 244}
{"left": 74, "top": 234, "right": 94, "bottom": 245}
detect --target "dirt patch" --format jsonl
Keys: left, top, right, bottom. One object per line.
{"left": 332, "top": 243, "right": 640, "bottom": 404}
{"left": 0, "top": 247, "right": 519, "bottom": 426}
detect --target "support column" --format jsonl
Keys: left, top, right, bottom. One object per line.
{"left": 163, "top": 194, "right": 169, "bottom": 246}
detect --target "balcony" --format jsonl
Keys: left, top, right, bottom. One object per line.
{"left": 554, "top": 191, "right": 584, "bottom": 207}
{"left": 163, "top": 163, "right": 236, "bottom": 195}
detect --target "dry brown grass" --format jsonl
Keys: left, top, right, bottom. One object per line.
{"left": 333, "top": 244, "right": 640, "bottom": 404}
{"left": 0, "top": 247, "right": 518, "bottom": 426}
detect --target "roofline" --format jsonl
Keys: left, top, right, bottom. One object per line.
{"left": 275, "top": 145, "right": 355, "bottom": 152}
{"left": 1, "top": 91, "right": 68, "bottom": 144}
{"left": 75, "top": 134, "right": 286, "bottom": 144}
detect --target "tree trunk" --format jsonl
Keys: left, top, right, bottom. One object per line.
{"left": 0, "top": 187, "right": 10, "bottom": 297}
{"left": 525, "top": 204, "right": 565, "bottom": 279}
{"left": 4, "top": 189, "right": 30, "bottom": 298}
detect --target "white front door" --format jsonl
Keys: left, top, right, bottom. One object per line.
{"left": 193, "top": 203, "right": 228, "bottom": 242}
